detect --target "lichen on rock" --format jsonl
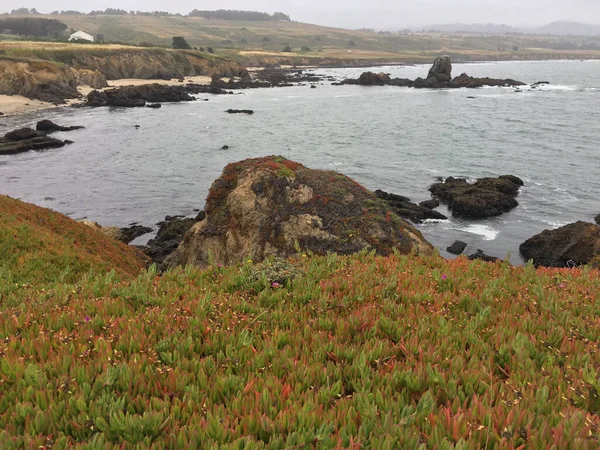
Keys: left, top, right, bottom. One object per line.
{"left": 166, "top": 156, "right": 432, "bottom": 268}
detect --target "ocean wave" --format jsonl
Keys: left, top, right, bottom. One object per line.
{"left": 458, "top": 224, "right": 499, "bottom": 241}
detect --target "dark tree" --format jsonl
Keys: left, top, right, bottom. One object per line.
{"left": 301, "top": 46, "right": 311, "bottom": 52}
{"left": 0, "top": 18, "right": 67, "bottom": 38}
{"left": 282, "top": 45, "right": 292, "bottom": 52}
{"left": 172, "top": 36, "right": 191, "bottom": 49}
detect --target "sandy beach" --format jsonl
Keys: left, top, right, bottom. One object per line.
{"left": 0, "top": 76, "right": 213, "bottom": 118}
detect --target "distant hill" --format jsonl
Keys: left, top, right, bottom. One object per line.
{"left": 535, "top": 21, "right": 600, "bottom": 36}
{"left": 422, "top": 21, "right": 600, "bottom": 36}
{"left": 424, "top": 23, "right": 518, "bottom": 34}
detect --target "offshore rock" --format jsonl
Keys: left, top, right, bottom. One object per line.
{"left": 429, "top": 175, "right": 524, "bottom": 219}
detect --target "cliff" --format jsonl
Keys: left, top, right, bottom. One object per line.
{"left": 0, "top": 46, "right": 246, "bottom": 102}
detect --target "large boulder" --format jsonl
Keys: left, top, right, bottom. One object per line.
{"left": 36, "top": 120, "right": 84, "bottom": 133}
{"left": 0, "top": 128, "right": 67, "bottom": 155}
{"left": 595, "top": 214, "right": 600, "bottom": 225}
{"left": 519, "top": 221, "right": 600, "bottom": 268}
{"left": 429, "top": 175, "right": 523, "bottom": 219}
{"left": 166, "top": 156, "right": 432, "bottom": 268}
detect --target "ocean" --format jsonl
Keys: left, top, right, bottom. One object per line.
{"left": 1, "top": 60, "right": 599, "bottom": 263}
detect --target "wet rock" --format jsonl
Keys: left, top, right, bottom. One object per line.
{"left": 36, "top": 120, "right": 84, "bottom": 133}
{"left": 221, "top": 145, "right": 230, "bottom": 150}
{"left": 146, "top": 103, "right": 162, "bottom": 108}
{"left": 532, "top": 81, "right": 550, "bottom": 87}
{"left": 311, "top": 85, "right": 317, "bottom": 89}
{"left": 119, "top": 225, "right": 153, "bottom": 244}
{"left": 0, "top": 128, "right": 66, "bottom": 155}
{"left": 519, "top": 221, "right": 600, "bottom": 268}
{"left": 86, "top": 84, "right": 196, "bottom": 108}
{"left": 64, "top": 140, "right": 74, "bottom": 144}
{"left": 595, "top": 214, "right": 600, "bottom": 225}
{"left": 449, "top": 73, "right": 526, "bottom": 89}
{"left": 165, "top": 156, "right": 433, "bottom": 269}
{"left": 226, "top": 109, "right": 254, "bottom": 114}
{"left": 419, "top": 199, "right": 440, "bottom": 210}
{"left": 429, "top": 175, "right": 523, "bottom": 219}
{"left": 468, "top": 249, "right": 502, "bottom": 263}
{"left": 375, "top": 189, "right": 447, "bottom": 224}
{"left": 143, "top": 214, "right": 205, "bottom": 264}
{"left": 447, "top": 240, "right": 467, "bottom": 255}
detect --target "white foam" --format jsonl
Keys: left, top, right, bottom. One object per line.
{"left": 459, "top": 224, "right": 499, "bottom": 241}
{"left": 423, "top": 218, "right": 451, "bottom": 224}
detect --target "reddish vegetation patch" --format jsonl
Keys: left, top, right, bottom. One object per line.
{"left": 0, "top": 195, "right": 147, "bottom": 284}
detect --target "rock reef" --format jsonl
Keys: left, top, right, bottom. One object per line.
{"left": 341, "top": 56, "right": 526, "bottom": 89}
{"left": 0, "top": 128, "right": 68, "bottom": 155}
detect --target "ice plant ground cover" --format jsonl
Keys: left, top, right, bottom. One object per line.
{"left": 0, "top": 252, "right": 599, "bottom": 449}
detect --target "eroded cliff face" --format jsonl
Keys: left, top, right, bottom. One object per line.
{"left": 0, "top": 59, "right": 79, "bottom": 103}
{"left": 64, "top": 50, "right": 246, "bottom": 80}
{"left": 0, "top": 49, "right": 246, "bottom": 102}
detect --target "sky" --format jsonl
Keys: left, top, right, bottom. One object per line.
{"left": 1, "top": 0, "right": 600, "bottom": 29}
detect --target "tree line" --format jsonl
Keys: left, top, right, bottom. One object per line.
{"left": 7, "top": 8, "right": 291, "bottom": 21}
{"left": 0, "top": 17, "right": 66, "bottom": 37}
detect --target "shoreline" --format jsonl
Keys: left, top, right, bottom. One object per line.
{"left": 0, "top": 75, "right": 214, "bottom": 118}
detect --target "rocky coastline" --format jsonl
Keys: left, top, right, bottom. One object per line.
{"left": 59, "top": 157, "right": 597, "bottom": 271}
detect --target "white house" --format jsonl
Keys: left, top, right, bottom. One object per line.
{"left": 68, "top": 31, "right": 94, "bottom": 43}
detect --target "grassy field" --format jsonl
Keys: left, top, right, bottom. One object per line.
{"left": 0, "top": 195, "right": 599, "bottom": 448}
{"left": 3, "top": 14, "right": 600, "bottom": 64}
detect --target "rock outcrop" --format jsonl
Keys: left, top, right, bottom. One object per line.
{"left": 449, "top": 73, "right": 526, "bottom": 88}
{"left": 429, "top": 175, "right": 524, "bottom": 219}
{"left": 0, "top": 128, "right": 68, "bottom": 155}
{"left": 36, "top": 120, "right": 84, "bottom": 133}
{"left": 519, "top": 221, "right": 600, "bottom": 268}
{"left": 340, "top": 56, "right": 526, "bottom": 89}
{"left": 86, "top": 83, "right": 233, "bottom": 107}
{"left": 447, "top": 241, "right": 467, "bottom": 255}
{"left": 166, "top": 156, "right": 432, "bottom": 268}
{"left": 375, "top": 189, "right": 448, "bottom": 224}
{"left": 595, "top": 214, "right": 600, "bottom": 225}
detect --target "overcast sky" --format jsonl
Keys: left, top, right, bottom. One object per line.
{"left": 1, "top": 0, "right": 599, "bottom": 29}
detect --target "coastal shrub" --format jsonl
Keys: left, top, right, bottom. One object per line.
{"left": 282, "top": 45, "right": 292, "bottom": 52}
{"left": 0, "top": 252, "right": 598, "bottom": 447}
{"left": 171, "top": 36, "right": 191, "bottom": 49}
{"left": 0, "top": 195, "right": 147, "bottom": 284}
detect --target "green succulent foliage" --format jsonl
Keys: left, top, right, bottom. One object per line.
{"left": 0, "top": 252, "right": 599, "bottom": 448}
